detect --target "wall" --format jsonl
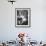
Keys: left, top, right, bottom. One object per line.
{"left": 0, "top": 0, "right": 46, "bottom": 42}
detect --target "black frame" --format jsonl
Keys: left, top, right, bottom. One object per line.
{"left": 15, "top": 8, "right": 31, "bottom": 28}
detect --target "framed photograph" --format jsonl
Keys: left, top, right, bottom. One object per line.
{"left": 15, "top": 8, "right": 31, "bottom": 28}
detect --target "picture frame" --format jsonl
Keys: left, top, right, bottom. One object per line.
{"left": 15, "top": 8, "right": 31, "bottom": 28}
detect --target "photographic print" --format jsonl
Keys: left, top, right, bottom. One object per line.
{"left": 15, "top": 8, "right": 31, "bottom": 27}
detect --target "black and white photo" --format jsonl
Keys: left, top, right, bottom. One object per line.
{"left": 15, "top": 8, "right": 31, "bottom": 27}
